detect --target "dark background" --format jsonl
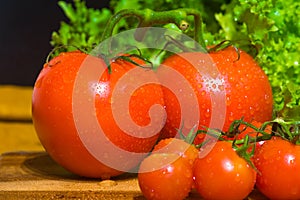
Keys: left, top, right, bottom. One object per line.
{"left": 0, "top": 0, "right": 109, "bottom": 86}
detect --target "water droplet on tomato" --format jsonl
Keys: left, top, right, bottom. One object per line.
{"left": 237, "top": 104, "right": 242, "bottom": 110}
{"left": 209, "top": 172, "right": 215, "bottom": 178}
{"left": 62, "top": 73, "right": 73, "bottom": 84}
{"left": 245, "top": 73, "right": 252, "bottom": 79}
{"left": 262, "top": 153, "right": 269, "bottom": 160}
{"left": 226, "top": 96, "right": 232, "bottom": 106}
{"left": 185, "top": 171, "right": 193, "bottom": 179}
{"left": 204, "top": 112, "right": 210, "bottom": 118}
{"left": 218, "top": 85, "right": 225, "bottom": 91}
{"left": 244, "top": 85, "right": 250, "bottom": 90}
{"left": 249, "top": 107, "right": 255, "bottom": 115}
{"left": 34, "top": 77, "right": 43, "bottom": 88}
{"left": 235, "top": 173, "right": 241, "bottom": 182}
{"left": 206, "top": 157, "right": 212, "bottom": 164}
{"left": 229, "top": 116, "right": 234, "bottom": 122}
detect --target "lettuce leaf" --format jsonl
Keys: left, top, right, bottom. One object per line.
{"left": 50, "top": 0, "right": 112, "bottom": 53}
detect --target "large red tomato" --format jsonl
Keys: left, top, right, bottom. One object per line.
{"left": 32, "top": 51, "right": 165, "bottom": 178}
{"left": 160, "top": 46, "right": 273, "bottom": 143}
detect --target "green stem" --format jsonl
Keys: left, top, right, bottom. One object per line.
{"left": 101, "top": 8, "right": 206, "bottom": 54}
{"left": 228, "top": 119, "right": 272, "bottom": 136}
{"left": 181, "top": 8, "right": 206, "bottom": 48}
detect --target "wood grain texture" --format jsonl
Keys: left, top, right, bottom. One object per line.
{"left": 0, "top": 152, "right": 268, "bottom": 200}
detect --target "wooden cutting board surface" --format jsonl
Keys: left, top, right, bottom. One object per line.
{"left": 0, "top": 151, "right": 268, "bottom": 200}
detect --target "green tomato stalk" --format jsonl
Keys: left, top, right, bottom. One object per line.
{"left": 100, "top": 8, "right": 206, "bottom": 53}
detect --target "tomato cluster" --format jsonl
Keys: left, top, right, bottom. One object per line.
{"left": 32, "top": 46, "right": 289, "bottom": 199}
{"left": 138, "top": 137, "right": 254, "bottom": 200}
{"left": 32, "top": 46, "right": 272, "bottom": 179}
{"left": 138, "top": 128, "right": 300, "bottom": 200}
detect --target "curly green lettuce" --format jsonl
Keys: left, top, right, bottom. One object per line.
{"left": 50, "top": 0, "right": 112, "bottom": 53}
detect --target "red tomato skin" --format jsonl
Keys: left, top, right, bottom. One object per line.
{"left": 254, "top": 137, "right": 300, "bottom": 200}
{"left": 160, "top": 46, "right": 273, "bottom": 142}
{"left": 193, "top": 141, "right": 256, "bottom": 200}
{"left": 152, "top": 138, "right": 199, "bottom": 167}
{"left": 32, "top": 51, "right": 164, "bottom": 178}
{"left": 138, "top": 153, "right": 193, "bottom": 200}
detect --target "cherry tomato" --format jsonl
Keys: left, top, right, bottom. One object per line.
{"left": 193, "top": 141, "right": 256, "bottom": 200}
{"left": 254, "top": 137, "right": 300, "bottom": 199}
{"left": 152, "top": 137, "right": 199, "bottom": 167}
{"left": 138, "top": 153, "right": 193, "bottom": 200}
{"left": 32, "top": 51, "right": 165, "bottom": 178}
{"left": 160, "top": 46, "right": 273, "bottom": 143}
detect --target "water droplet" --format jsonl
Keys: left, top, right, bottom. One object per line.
{"left": 98, "top": 180, "right": 117, "bottom": 187}
{"left": 249, "top": 107, "right": 255, "bottom": 115}
{"left": 62, "top": 73, "right": 73, "bottom": 84}
{"left": 185, "top": 170, "right": 193, "bottom": 179}
{"left": 245, "top": 73, "right": 252, "bottom": 79}
{"left": 235, "top": 173, "right": 241, "bottom": 182}
{"left": 206, "top": 157, "right": 212, "bottom": 164}
{"left": 205, "top": 112, "right": 210, "bottom": 118}
{"left": 218, "top": 85, "right": 225, "bottom": 91}
{"left": 34, "top": 77, "right": 44, "bottom": 88}
{"left": 237, "top": 104, "right": 242, "bottom": 110}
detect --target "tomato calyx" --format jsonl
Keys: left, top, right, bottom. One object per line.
{"left": 177, "top": 124, "right": 198, "bottom": 145}
{"left": 225, "top": 119, "right": 273, "bottom": 143}
{"left": 271, "top": 117, "right": 300, "bottom": 145}
{"left": 45, "top": 45, "right": 85, "bottom": 66}
{"left": 195, "top": 119, "right": 274, "bottom": 171}
{"left": 233, "top": 134, "right": 259, "bottom": 171}
{"left": 98, "top": 52, "right": 154, "bottom": 73}
{"left": 111, "top": 54, "right": 153, "bottom": 69}
{"left": 208, "top": 39, "right": 259, "bottom": 59}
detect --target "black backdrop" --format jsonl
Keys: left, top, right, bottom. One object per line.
{"left": 0, "top": 0, "right": 109, "bottom": 86}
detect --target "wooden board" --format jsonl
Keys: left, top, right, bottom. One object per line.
{"left": 0, "top": 151, "right": 268, "bottom": 200}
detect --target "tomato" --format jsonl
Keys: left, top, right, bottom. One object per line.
{"left": 138, "top": 153, "right": 193, "bottom": 200}
{"left": 253, "top": 137, "right": 300, "bottom": 199}
{"left": 32, "top": 51, "right": 165, "bottom": 178}
{"left": 160, "top": 46, "right": 273, "bottom": 143}
{"left": 193, "top": 141, "right": 256, "bottom": 200}
{"left": 152, "top": 137, "right": 199, "bottom": 166}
